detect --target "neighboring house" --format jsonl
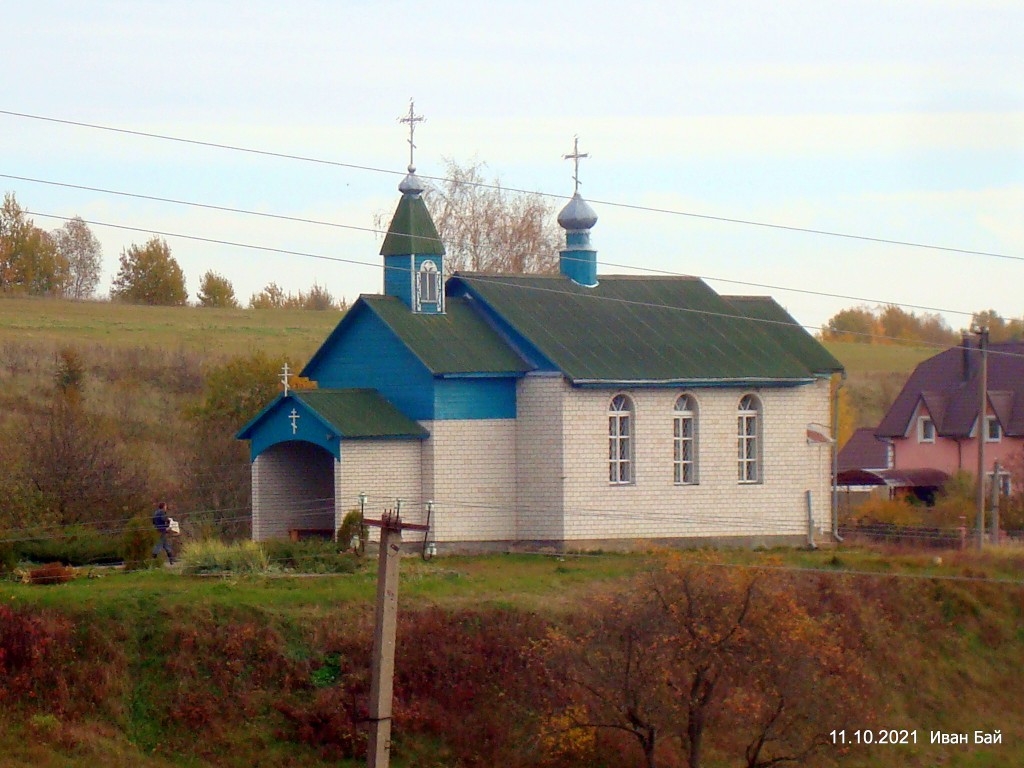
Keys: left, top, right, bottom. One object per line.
{"left": 237, "top": 165, "right": 843, "bottom": 551}
{"left": 875, "top": 340, "right": 1024, "bottom": 497}
{"left": 836, "top": 426, "right": 947, "bottom": 506}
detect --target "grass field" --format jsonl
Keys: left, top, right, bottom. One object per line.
{"left": 0, "top": 295, "right": 341, "bottom": 360}
{"left": 823, "top": 339, "right": 936, "bottom": 374}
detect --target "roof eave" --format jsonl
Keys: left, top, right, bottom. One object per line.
{"left": 569, "top": 377, "right": 817, "bottom": 388}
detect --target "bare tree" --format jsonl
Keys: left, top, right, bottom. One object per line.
{"left": 417, "top": 159, "right": 561, "bottom": 274}
{"left": 52, "top": 217, "right": 102, "bottom": 299}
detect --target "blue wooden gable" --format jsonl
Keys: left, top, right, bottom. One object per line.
{"left": 237, "top": 394, "right": 342, "bottom": 461}
{"left": 301, "top": 299, "right": 517, "bottom": 421}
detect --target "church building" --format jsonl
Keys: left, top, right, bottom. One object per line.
{"left": 238, "top": 144, "right": 843, "bottom": 552}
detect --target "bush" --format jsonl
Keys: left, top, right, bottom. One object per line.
{"left": 262, "top": 538, "right": 359, "bottom": 574}
{"left": 27, "top": 562, "right": 75, "bottom": 585}
{"left": 336, "top": 508, "right": 367, "bottom": 555}
{"left": 121, "top": 515, "right": 156, "bottom": 571}
{"left": 179, "top": 539, "right": 269, "bottom": 575}
{"left": 0, "top": 531, "right": 17, "bottom": 574}
{"left": 17, "top": 525, "right": 121, "bottom": 567}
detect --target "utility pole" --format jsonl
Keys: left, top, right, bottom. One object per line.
{"left": 990, "top": 459, "right": 1001, "bottom": 544}
{"left": 973, "top": 326, "right": 989, "bottom": 551}
{"left": 363, "top": 502, "right": 429, "bottom": 768}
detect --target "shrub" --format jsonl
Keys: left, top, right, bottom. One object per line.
{"left": 16, "top": 525, "right": 122, "bottom": 567}
{"left": 0, "top": 531, "right": 17, "bottom": 574}
{"left": 262, "top": 538, "right": 358, "bottom": 574}
{"left": 27, "top": 562, "right": 75, "bottom": 585}
{"left": 336, "top": 508, "right": 367, "bottom": 555}
{"left": 121, "top": 515, "right": 156, "bottom": 571}
{"left": 179, "top": 538, "right": 269, "bottom": 575}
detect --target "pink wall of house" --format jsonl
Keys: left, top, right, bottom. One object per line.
{"left": 892, "top": 405, "right": 1023, "bottom": 476}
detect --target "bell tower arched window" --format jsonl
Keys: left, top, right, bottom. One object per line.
{"left": 417, "top": 260, "right": 440, "bottom": 307}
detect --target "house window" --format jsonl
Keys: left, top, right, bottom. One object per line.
{"left": 417, "top": 261, "right": 439, "bottom": 305}
{"left": 673, "top": 394, "right": 698, "bottom": 485}
{"left": 737, "top": 394, "right": 761, "bottom": 484}
{"left": 985, "top": 416, "right": 1002, "bottom": 443}
{"left": 608, "top": 394, "right": 633, "bottom": 484}
{"left": 918, "top": 417, "right": 935, "bottom": 443}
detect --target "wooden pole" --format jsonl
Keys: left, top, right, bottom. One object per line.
{"left": 367, "top": 512, "right": 402, "bottom": 768}
{"left": 974, "top": 328, "right": 988, "bottom": 551}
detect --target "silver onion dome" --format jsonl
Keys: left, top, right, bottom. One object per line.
{"left": 557, "top": 192, "right": 598, "bottom": 231}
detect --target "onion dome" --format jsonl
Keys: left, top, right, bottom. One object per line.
{"left": 557, "top": 192, "right": 599, "bottom": 231}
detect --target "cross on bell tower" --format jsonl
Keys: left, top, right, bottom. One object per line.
{"left": 563, "top": 135, "right": 590, "bottom": 195}
{"left": 398, "top": 98, "right": 426, "bottom": 173}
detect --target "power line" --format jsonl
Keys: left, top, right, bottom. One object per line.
{"left": 1, "top": 108, "right": 1017, "bottom": 263}
{"left": 6, "top": 171, "right": 983, "bottom": 319}
{"left": 24, "top": 208, "right": 1019, "bottom": 355}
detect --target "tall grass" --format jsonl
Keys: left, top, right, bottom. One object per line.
{"left": 179, "top": 539, "right": 269, "bottom": 575}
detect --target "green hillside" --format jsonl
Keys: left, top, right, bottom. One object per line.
{"left": 0, "top": 295, "right": 341, "bottom": 360}
{"left": 823, "top": 340, "right": 936, "bottom": 375}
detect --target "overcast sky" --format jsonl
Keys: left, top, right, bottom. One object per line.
{"left": 3, "top": 0, "right": 1022, "bottom": 334}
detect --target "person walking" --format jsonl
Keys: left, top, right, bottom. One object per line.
{"left": 151, "top": 501, "right": 175, "bottom": 565}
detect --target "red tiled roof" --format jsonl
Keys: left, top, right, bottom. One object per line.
{"left": 876, "top": 341, "right": 1024, "bottom": 439}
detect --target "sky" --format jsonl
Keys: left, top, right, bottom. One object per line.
{"left": 3, "top": 0, "right": 1023, "bottom": 334}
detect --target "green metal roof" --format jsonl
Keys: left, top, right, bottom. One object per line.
{"left": 363, "top": 294, "right": 532, "bottom": 375}
{"left": 455, "top": 274, "right": 827, "bottom": 383}
{"left": 720, "top": 296, "right": 844, "bottom": 375}
{"left": 379, "top": 194, "right": 445, "bottom": 257}
{"left": 292, "top": 389, "right": 428, "bottom": 438}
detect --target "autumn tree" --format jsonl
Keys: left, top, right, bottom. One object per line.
{"left": 421, "top": 158, "right": 561, "bottom": 274}
{"left": 538, "top": 557, "right": 870, "bottom": 768}
{"left": 248, "top": 281, "right": 345, "bottom": 310}
{"left": 0, "top": 193, "right": 70, "bottom": 296}
{"left": 197, "top": 270, "right": 239, "bottom": 308}
{"left": 52, "top": 216, "right": 102, "bottom": 299}
{"left": 182, "top": 351, "right": 314, "bottom": 533}
{"left": 249, "top": 282, "right": 286, "bottom": 309}
{"left": 971, "top": 309, "right": 1024, "bottom": 342}
{"left": 820, "top": 306, "right": 877, "bottom": 342}
{"left": 110, "top": 236, "right": 188, "bottom": 305}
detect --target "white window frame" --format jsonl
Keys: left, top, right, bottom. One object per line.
{"left": 918, "top": 416, "right": 935, "bottom": 443}
{"left": 673, "top": 394, "right": 698, "bottom": 485}
{"left": 416, "top": 260, "right": 440, "bottom": 307}
{"left": 608, "top": 394, "right": 634, "bottom": 485}
{"left": 737, "top": 394, "right": 761, "bottom": 484}
{"left": 985, "top": 416, "right": 1002, "bottom": 443}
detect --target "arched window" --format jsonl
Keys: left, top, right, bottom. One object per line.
{"left": 673, "top": 394, "right": 698, "bottom": 485}
{"left": 417, "top": 261, "right": 439, "bottom": 305}
{"left": 608, "top": 394, "right": 634, "bottom": 484}
{"left": 737, "top": 394, "right": 761, "bottom": 483}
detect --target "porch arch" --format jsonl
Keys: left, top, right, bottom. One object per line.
{"left": 251, "top": 440, "right": 337, "bottom": 541}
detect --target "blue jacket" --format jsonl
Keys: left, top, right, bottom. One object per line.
{"left": 152, "top": 507, "right": 169, "bottom": 532}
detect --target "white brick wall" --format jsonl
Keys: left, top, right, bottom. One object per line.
{"left": 516, "top": 375, "right": 565, "bottom": 541}
{"left": 336, "top": 440, "right": 423, "bottom": 532}
{"left": 252, "top": 442, "right": 336, "bottom": 541}
{"left": 554, "top": 378, "right": 832, "bottom": 543}
{"left": 421, "top": 419, "right": 517, "bottom": 543}
{"left": 252, "top": 377, "right": 834, "bottom": 549}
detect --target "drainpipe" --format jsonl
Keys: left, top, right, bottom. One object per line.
{"left": 806, "top": 490, "right": 817, "bottom": 549}
{"left": 832, "top": 372, "right": 846, "bottom": 542}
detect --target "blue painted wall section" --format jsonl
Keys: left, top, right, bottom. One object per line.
{"left": 384, "top": 255, "right": 414, "bottom": 307}
{"left": 245, "top": 396, "right": 340, "bottom": 461}
{"left": 303, "top": 303, "right": 436, "bottom": 419}
{"left": 559, "top": 230, "right": 598, "bottom": 287}
{"left": 434, "top": 376, "right": 517, "bottom": 419}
